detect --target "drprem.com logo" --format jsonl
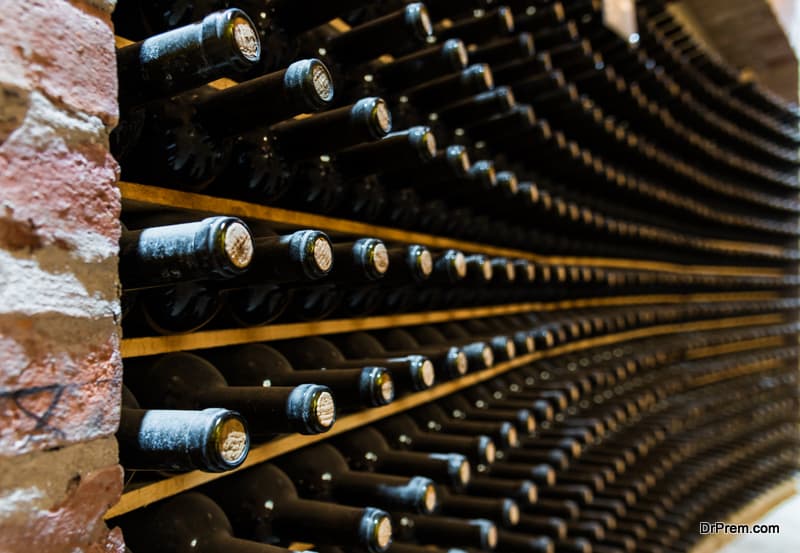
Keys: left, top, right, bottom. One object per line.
{"left": 699, "top": 522, "right": 780, "bottom": 535}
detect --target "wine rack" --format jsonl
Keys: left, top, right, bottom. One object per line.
{"left": 110, "top": 1, "right": 800, "bottom": 552}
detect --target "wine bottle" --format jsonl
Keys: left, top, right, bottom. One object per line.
{"left": 440, "top": 393, "right": 537, "bottom": 435}
{"left": 370, "top": 328, "right": 470, "bottom": 381}
{"left": 436, "top": 321, "right": 517, "bottom": 362}
{"left": 273, "top": 237, "right": 385, "bottom": 321}
{"left": 376, "top": 414, "right": 497, "bottom": 466}
{"left": 333, "top": 126, "right": 438, "bottom": 179}
{"left": 118, "top": 385, "right": 249, "bottom": 472}
{"left": 272, "top": 335, "right": 432, "bottom": 395}
{"left": 223, "top": 96, "right": 392, "bottom": 203}
{"left": 467, "top": 33, "right": 535, "bottom": 66}
{"left": 513, "top": 2, "right": 567, "bottom": 33}
{"left": 202, "top": 343, "right": 394, "bottom": 409}
{"left": 405, "top": 325, "right": 495, "bottom": 371}
{"left": 435, "top": 7, "right": 515, "bottom": 44}
{"left": 276, "top": 443, "right": 439, "bottom": 514}
{"left": 116, "top": 9, "right": 261, "bottom": 109}
{"left": 435, "top": 486, "right": 521, "bottom": 527}
{"left": 333, "top": 426, "right": 473, "bottom": 489}
{"left": 461, "top": 384, "right": 555, "bottom": 423}
{"left": 219, "top": 227, "right": 333, "bottom": 326}
{"left": 393, "top": 513, "right": 498, "bottom": 551}
{"left": 379, "top": 145, "right": 472, "bottom": 190}
{"left": 402, "top": 64, "right": 496, "bottom": 111}
{"left": 411, "top": 402, "right": 520, "bottom": 451}
{"left": 190, "top": 58, "right": 335, "bottom": 137}
{"left": 434, "top": 87, "right": 517, "bottom": 127}
{"left": 119, "top": 216, "right": 254, "bottom": 290}
{"left": 116, "top": 492, "right": 307, "bottom": 553}
{"left": 467, "top": 474, "right": 538, "bottom": 506}
{"left": 124, "top": 352, "right": 336, "bottom": 438}
{"left": 124, "top": 58, "right": 337, "bottom": 192}
{"left": 203, "top": 464, "right": 393, "bottom": 553}
{"left": 373, "top": 39, "right": 469, "bottom": 91}
{"left": 131, "top": 226, "right": 330, "bottom": 333}
{"left": 423, "top": 0, "right": 495, "bottom": 20}
{"left": 382, "top": 244, "right": 435, "bottom": 284}
{"left": 325, "top": 3, "right": 434, "bottom": 64}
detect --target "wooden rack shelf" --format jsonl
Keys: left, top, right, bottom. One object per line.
{"left": 690, "top": 479, "right": 797, "bottom": 553}
{"left": 120, "top": 182, "right": 790, "bottom": 278}
{"left": 121, "top": 290, "right": 781, "bottom": 358}
{"left": 106, "top": 311, "right": 787, "bottom": 519}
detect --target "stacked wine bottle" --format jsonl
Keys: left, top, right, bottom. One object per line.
{"left": 109, "top": 1, "right": 799, "bottom": 552}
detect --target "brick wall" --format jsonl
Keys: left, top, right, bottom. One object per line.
{"left": 0, "top": 0, "right": 123, "bottom": 551}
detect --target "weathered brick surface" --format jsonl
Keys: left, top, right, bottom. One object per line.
{"left": 0, "top": 0, "right": 124, "bottom": 549}
{"left": 0, "top": 315, "right": 120, "bottom": 455}
{"left": 0, "top": 439, "right": 123, "bottom": 553}
{"left": 0, "top": 0, "right": 118, "bottom": 126}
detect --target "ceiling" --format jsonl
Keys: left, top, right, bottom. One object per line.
{"left": 670, "top": 0, "right": 799, "bottom": 103}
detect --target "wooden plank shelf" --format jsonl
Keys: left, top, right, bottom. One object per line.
{"left": 690, "top": 479, "right": 798, "bottom": 553}
{"left": 121, "top": 291, "right": 781, "bottom": 357}
{"left": 106, "top": 312, "right": 787, "bottom": 519}
{"left": 119, "top": 182, "right": 790, "bottom": 278}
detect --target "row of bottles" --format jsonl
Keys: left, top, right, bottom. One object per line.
{"left": 116, "top": 304, "right": 799, "bottom": 473}
{"left": 110, "top": 0, "right": 800, "bottom": 267}
{"left": 119, "top": 215, "right": 800, "bottom": 336}
{"left": 115, "top": 316, "right": 800, "bottom": 552}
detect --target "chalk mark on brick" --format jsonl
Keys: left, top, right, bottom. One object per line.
{"left": 0, "top": 384, "right": 66, "bottom": 438}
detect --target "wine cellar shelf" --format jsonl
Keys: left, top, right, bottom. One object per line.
{"left": 120, "top": 182, "right": 790, "bottom": 278}
{"left": 121, "top": 290, "right": 782, "bottom": 357}
{"left": 107, "top": 311, "right": 788, "bottom": 519}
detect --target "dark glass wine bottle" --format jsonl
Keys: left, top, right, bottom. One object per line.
{"left": 271, "top": 335, "right": 430, "bottom": 395}
{"left": 116, "top": 9, "right": 261, "bottom": 109}
{"left": 203, "top": 463, "right": 393, "bottom": 552}
{"left": 203, "top": 342, "right": 394, "bottom": 408}
{"left": 281, "top": 237, "right": 390, "bottom": 321}
{"left": 435, "top": 6, "right": 515, "bottom": 44}
{"left": 118, "top": 385, "right": 249, "bottom": 472}
{"left": 325, "top": 3, "right": 434, "bottom": 64}
{"left": 124, "top": 58, "right": 336, "bottom": 191}
{"left": 276, "top": 442, "right": 439, "bottom": 514}
{"left": 333, "top": 426, "right": 473, "bottom": 489}
{"left": 116, "top": 492, "right": 306, "bottom": 553}
{"left": 219, "top": 227, "right": 334, "bottom": 327}
{"left": 376, "top": 413, "right": 497, "bottom": 467}
{"left": 124, "top": 352, "right": 336, "bottom": 438}
{"left": 333, "top": 126, "right": 438, "bottom": 179}
{"left": 373, "top": 39, "right": 469, "bottom": 91}
{"left": 401, "top": 64, "right": 495, "bottom": 111}
{"left": 119, "top": 216, "right": 254, "bottom": 291}
{"left": 371, "top": 327, "right": 470, "bottom": 380}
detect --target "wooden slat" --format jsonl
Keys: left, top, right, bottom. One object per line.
{"left": 105, "top": 312, "right": 786, "bottom": 519}
{"left": 121, "top": 291, "right": 780, "bottom": 357}
{"left": 119, "top": 182, "right": 789, "bottom": 277}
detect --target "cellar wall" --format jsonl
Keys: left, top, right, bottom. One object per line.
{"left": 0, "top": 0, "right": 124, "bottom": 551}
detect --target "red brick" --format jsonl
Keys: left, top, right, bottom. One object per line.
{"left": 0, "top": 139, "right": 121, "bottom": 251}
{"left": 0, "top": 0, "right": 118, "bottom": 126}
{"left": 0, "top": 464, "right": 125, "bottom": 553}
{"left": 0, "top": 318, "right": 121, "bottom": 456}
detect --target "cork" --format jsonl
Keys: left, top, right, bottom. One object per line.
{"left": 314, "top": 390, "right": 336, "bottom": 429}
{"left": 218, "top": 418, "right": 248, "bottom": 464}
{"left": 232, "top": 17, "right": 260, "bottom": 61}
{"left": 223, "top": 221, "right": 254, "bottom": 269}
{"left": 313, "top": 236, "right": 334, "bottom": 273}
{"left": 311, "top": 62, "right": 335, "bottom": 102}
